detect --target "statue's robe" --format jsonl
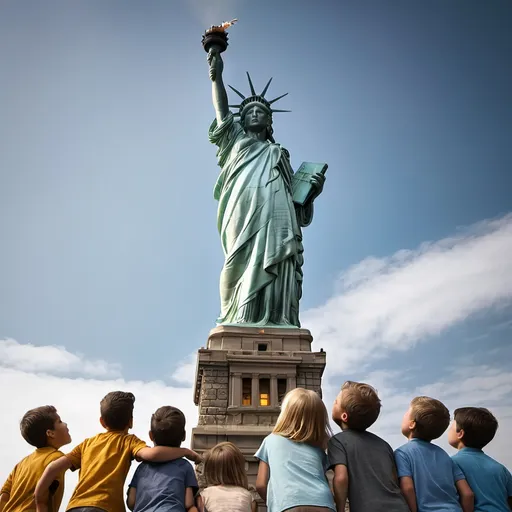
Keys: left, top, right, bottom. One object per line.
{"left": 209, "top": 113, "right": 314, "bottom": 327}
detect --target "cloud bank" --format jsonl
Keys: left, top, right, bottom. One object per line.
{"left": 303, "top": 213, "right": 512, "bottom": 373}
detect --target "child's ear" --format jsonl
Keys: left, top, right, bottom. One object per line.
{"left": 456, "top": 428, "right": 465, "bottom": 440}
{"left": 99, "top": 417, "right": 107, "bottom": 429}
{"left": 149, "top": 431, "right": 154, "bottom": 442}
{"left": 46, "top": 429, "right": 55, "bottom": 440}
{"left": 340, "top": 411, "right": 349, "bottom": 423}
{"left": 129, "top": 417, "right": 133, "bottom": 429}
{"left": 182, "top": 430, "right": 186, "bottom": 442}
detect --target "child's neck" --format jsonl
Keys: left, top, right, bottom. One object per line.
{"left": 107, "top": 427, "right": 130, "bottom": 434}
{"left": 408, "top": 433, "right": 429, "bottom": 442}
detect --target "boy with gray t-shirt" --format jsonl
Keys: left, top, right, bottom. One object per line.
{"left": 328, "top": 381, "right": 409, "bottom": 512}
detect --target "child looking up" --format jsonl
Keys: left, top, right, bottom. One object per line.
{"left": 0, "top": 406, "right": 71, "bottom": 512}
{"left": 394, "top": 396, "right": 474, "bottom": 512}
{"left": 255, "top": 388, "right": 335, "bottom": 512}
{"left": 328, "top": 381, "right": 409, "bottom": 512}
{"left": 127, "top": 406, "right": 198, "bottom": 512}
{"left": 35, "top": 391, "right": 199, "bottom": 512}
{"left": 198, "top": 442, "right": 256, "bottom": 512}
{"left": 449, "top": 407, "right": 512, "bottom": 512}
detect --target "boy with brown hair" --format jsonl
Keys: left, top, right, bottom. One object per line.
{"left": 34, "top": 391, "right": 199, "bottom": 512}
{"left": 0, "top": 406, "right": 71, "bottom": 512}
{"left": 394, "top": 396, "right": 474, "bottom": 512}
{"left": 126, "top": 406, "right": 198, "bottom": 512}
{"left": 327, "top": 381, "right": 409, "bottom": 512}
{"left": 449, "top": 407, "right": 512, "bottom": 511}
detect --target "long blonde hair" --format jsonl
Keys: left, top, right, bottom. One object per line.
{"left": 273, "top": 388, "right": 331, "bottom": 448}
{"left": 202, "top": 442, "right": 248, "bottom": 489}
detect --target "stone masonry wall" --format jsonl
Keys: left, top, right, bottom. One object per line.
{"left": 197, "top": 366, "right": 229, "bottom": 426}
{"left": 297, "top": 369, "right": 323, "bottom": 397}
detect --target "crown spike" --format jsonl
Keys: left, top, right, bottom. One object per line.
{"left": 261, "top": 77, "right": 273, "bottom": 97}
{"left": 246, "top": 72, "right": 257, "bottom": 96}
{"left": 271, "top": 109, "right": 291, "bottom": 113}
{"left": 229, "top": 105, "right": 241, "bottom": 109}
{"left": 268, "top": 92, "right": 289, "bottom": 105}
{"left": 228, "top": 85, "right": 246, "bottom": 100}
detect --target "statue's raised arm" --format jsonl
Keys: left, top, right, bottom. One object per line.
{"left": 207, "top": 49, "right": 229, "bottom": 124}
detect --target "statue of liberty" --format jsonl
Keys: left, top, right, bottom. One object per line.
{"left": 206, "top": 41, "right": 326, "bottom": 328}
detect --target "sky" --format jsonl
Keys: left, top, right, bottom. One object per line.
{"left": 1, "top": 0, "right": 512, "bottom": 507}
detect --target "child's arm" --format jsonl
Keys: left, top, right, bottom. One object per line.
{"left": 399, "top": 477, "right": 417, "bottom": 512}
{"left": 196, "top": 494, "right": 204, "bottom": 512}
{"left": 455, "top": 479, "right": 474, "bottom": 512}
{"left": 34, "top": 457, "right": 73, "bottom": 512}
{"left": 185, "top": 487, "right": 198, "bottom": 512}
{"left": 126, "top": 487, "right": 136, "bottom": 511}
{"left": 136, "top": 446, "right": 201, "bottom": 463}
{"left": 0, "top": 492, "right": 9, "bottom": 512}
{"left": 255, "top": 461, "right": 269, "bottom": 502}
{"left": 332, "top": 464, "right": 349, "bottom": 512}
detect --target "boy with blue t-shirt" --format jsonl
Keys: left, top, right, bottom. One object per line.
{"left": 394, "top": 396, "right": 474, "bottom": 512}
{"left": 449, "top": 407, "right": 512, "bottom": 512}
{"left": 127, "top": 406, "right": 198, "bottom": 512}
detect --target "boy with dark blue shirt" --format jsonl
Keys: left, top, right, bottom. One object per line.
{"left": 127, "top": 406, "right": 198, "bottom": 512}
{"left": 394, "top": 396, "right": 474, "bottom": 512}
{"left": 449, "top": 407, "right": 512, "bottom": 512}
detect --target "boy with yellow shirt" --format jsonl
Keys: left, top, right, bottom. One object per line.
{"left": 35, "top": 391, "right": 200, "bottom": 512}
{"left": 0, "top": 405, "right": 72, "bottom": 512}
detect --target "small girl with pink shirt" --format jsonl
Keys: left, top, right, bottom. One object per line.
{"left": 198, "top": 442, "right": 257, "bottom": 512}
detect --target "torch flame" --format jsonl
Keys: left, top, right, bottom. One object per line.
{"left": 221, "top": 19, "right": 238, "bottom": 30}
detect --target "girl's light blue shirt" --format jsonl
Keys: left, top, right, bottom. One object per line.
{"left": 255, "top": 433, "right": 335, "bottom": 512}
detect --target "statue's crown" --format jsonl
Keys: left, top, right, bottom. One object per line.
{"left": 229, "top": 73, "right": 290, "bottom": 117}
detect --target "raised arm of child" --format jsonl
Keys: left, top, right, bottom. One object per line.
{"left": 399, "top": 477, "right": 417, "bottom": 512}
{"left": 455, "top": 479, "right": 474, "bottom": 512}
{"left": 255, "top": 460, "right": 269, "bottom": 503}
{"left": 332, "top": 464, "right": 349, "bottom": 512}
{"left": 136, "top": 446, "right": 201, "bottom": 463}
{"left": 34, "top": 457, "right": 73, "bottom": 512}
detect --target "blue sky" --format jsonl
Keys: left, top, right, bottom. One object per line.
{"left": 1, "top": 0, "right": 512, "bottom": 497}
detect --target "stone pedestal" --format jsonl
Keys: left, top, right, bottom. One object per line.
{"left": 191, "top": 325, "right": 326, "bottom": 490}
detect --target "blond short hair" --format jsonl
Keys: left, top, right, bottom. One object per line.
{"left": 203, "top": 442, "right": 248, "bottom": 489}
{"left": 273, "top": 388, "right": 331, "bottom": 448}
{"left": 410, "top": 396, "right": 450, "bottom": 441}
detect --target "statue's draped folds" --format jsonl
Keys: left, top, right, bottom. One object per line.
{"left": 210, "top": 113, "right": 314, "bottom": 327}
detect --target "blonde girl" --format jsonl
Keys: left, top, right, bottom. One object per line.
{"left": 199, "top": 442, "right": 257, "bottom": 512}
{"left": 255, "top": 388, "right": 335, "bottom": 512}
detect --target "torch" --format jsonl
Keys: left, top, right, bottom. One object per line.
{"left": 202, "top": 19, "right": 238, "bottom": 54}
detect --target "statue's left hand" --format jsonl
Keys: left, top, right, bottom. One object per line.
{"left": 309, "top": 172, "right": 326, "bottom": 201}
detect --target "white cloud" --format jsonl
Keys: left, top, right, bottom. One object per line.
{"left": 169, "top": 353, "right": 198, "bottom": 387}
{"left": 0, "top": 359, "right": 196, "bottom": 509}
{"left": 0, "top": 338, "right": 122, "bottom": 378}
{"left": 303, "top": 213, "right": 512, "bottom": 374}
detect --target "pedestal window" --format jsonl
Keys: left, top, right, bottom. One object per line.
{"left": 259, "top": 378, "right": 270, "bottom": 406}
{"left": 242, "top": 378, "right": 252, "bottom": 406}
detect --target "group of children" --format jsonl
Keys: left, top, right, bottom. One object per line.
{"left": 0, "top": 383, "right": 510, "bottom": 512}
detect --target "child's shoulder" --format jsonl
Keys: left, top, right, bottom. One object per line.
{"left": 331, "top": 429, "right": 391, "bottom": 449}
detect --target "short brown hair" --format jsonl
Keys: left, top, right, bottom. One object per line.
{"left": 150, "top": 406, "right": 186, "bottom": 447}
{"left": 340, "top": 381, "right": 381, "bottom": 430}
{"left": 100, "top": 391, "right": 135, "bottom": 430}
{"left": 454, "top": 407, "right": 498, "bottom": 449}
{"left": 20, "top": 406, "right": 59, "bottom": 448}
{"left": 273, "top": 388, "right": 331, "bottom": 448}
{"left": 203, "top": 442, "right": 248, "bottom": 489}
{"left": 410, "top": 396, "right": 449, "bottom": 441}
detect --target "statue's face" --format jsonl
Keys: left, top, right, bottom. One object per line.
{"left": 243, "top": 105, "right": 270, "bottom": 133}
